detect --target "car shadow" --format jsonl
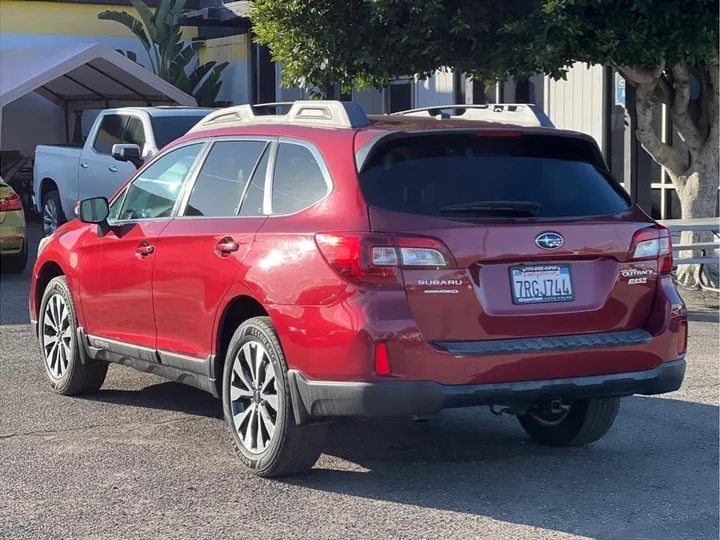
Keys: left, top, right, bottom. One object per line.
{"left": 86, "top": 381, "right": 223, "bottom": 420}
{"left": 83, "top": 379, "right": 718, "bottom": 538}
{"left": 286, "top": 396, "right": 719, "bottom": 538}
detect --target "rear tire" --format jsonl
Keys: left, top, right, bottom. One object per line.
{"left": 518, "top": 397, "right": 621, "bottom": 447}
{"left": 2, "top": 241, "right": 27, "bottom": 274}
{"left": 222, "top": 316, "right": 326, "bottom": 478}
{"left": 38, "top": 276, "right": 108, "bottom": 395}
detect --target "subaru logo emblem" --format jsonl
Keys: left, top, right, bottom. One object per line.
{"left": 535, "top": 232, "right": 564, "bottom": 250}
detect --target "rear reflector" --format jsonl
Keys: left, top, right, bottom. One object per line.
{"left": 374, "top": 342, "right": 391, "bottom": 375}
{"left": 630, "top": 225, "right": 673, "bottom": 274}
{"left": 677, "top": 321, "right": 688, "bottom": 356}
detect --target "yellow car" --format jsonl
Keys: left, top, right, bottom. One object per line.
{"left": 0, "top": 176, "right": 27, "bottom": 273}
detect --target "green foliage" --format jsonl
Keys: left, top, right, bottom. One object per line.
{"left": 99, "top": 0, "right": 228, "bottom": 106}
{"left": 251, "top": 0, "right": 718, "bottom": 90}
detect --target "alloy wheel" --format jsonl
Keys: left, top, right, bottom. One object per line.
{"left": 42, "top": 294, "right": 72, "bottom": 380}
{"left": 43, "top": 198, "right": 58, "bottom": 235}
{"left": 229, "top": 341, "right": 279, "bottom": 454}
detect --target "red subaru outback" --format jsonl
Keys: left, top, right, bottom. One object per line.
{"left": 30, "top": 101, "right": 687, "bottom": 477}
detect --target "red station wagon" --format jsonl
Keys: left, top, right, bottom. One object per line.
{"left": 30, "top": 101, "right": 687, "bottom": 477}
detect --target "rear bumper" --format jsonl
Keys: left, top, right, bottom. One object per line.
{"left": 288, "top": 358, "right": 685, "bottom": 422}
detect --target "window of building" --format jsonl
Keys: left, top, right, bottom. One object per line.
{"left": 386, "top": 79, "right": 413, "bottom": 113}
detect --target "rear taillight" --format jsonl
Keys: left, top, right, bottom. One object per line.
{"left": 630, "top": 226, "right": 673, "bottom": 275}
{"left": 315, "top": 232, "right": 456, "bottom": 289}
{"left": 374, "top": 342, "right": 391, "bottom": 375}
{"left": 0, "top": 192, "right": 22, "bottom": 212}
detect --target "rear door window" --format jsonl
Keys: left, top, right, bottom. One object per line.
{"left": 271, "top": 143, "right": 329, "bottom": 215}
{"left": 183, "top": 140, "right": 268, "bottom": 217}
{"left": 359, "top": 134, "right": 630, "bottom": 219}
{"left": 93, "top": 114, "right": 127, "bottom": 154}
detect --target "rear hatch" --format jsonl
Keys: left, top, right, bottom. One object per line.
{"left": 358, "top": 131, "right": 659, "bottom": 342}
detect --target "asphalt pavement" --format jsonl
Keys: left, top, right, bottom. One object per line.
{"left": 1, "top": 225, "right": 718, "bottom": 539}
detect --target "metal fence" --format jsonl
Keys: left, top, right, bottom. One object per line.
{"left": 658, "top": 218, "right": 720, "bottom": 266}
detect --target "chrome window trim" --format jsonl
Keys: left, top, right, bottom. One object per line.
{"left": 174, "top": 136, "right": 275, "bottom": 219}
{"left": 108, "top": 140, "right": 207, "bottom": 226}
{"left": 266, "top": 137, "right": 334, "bottom": 218}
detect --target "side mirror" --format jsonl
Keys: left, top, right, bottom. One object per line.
{"left": 78, "top": 197, "right": 109, "bottom": 224}
{"left": 111, "top": 144, "right": 143, "bottom": 168}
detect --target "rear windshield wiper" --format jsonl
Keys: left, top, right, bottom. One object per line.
{"left": 440, "top": 201, "right": 540, "bottom": 216}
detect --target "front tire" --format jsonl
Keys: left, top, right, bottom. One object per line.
{"left": 222, "top": 316, "right": 326, "bottom": 477}
{"left": 42, "top": 190, "right": 65, "bottom": 236}
{"left": 518, "top": 397, "right": 621, "bottom": 447}
{"left": 38, "top": 276, "right": 108, "bottom": 395}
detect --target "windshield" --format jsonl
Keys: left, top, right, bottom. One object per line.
{"left": 150, "top": 114, "right": 210, "bottom": 149}
{"left": 359, "top": 133, "right": 631, "bottom": 219}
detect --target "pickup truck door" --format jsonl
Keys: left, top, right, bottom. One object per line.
{"left": 78, "top": 113, "right": 137, "bottom": 204}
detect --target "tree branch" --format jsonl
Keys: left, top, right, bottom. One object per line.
{"left": 668, "top": 62, "right": 704, "bottom": 154}
{"left": 708, "top": 57, "right": 720, "bottom": 121}
{"left": 634, "top": 82, "right": 689, "bottom": 189}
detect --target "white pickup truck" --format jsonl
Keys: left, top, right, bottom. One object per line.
{"left": 34, "top": 107, "right": 211, "bottom": 235}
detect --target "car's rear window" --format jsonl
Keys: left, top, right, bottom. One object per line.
{"left": 359, "top": 133, "right": 631, "bottom": 219}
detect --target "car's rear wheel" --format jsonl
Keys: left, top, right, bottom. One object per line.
{"left": 2, "top": 241, "right": 27, "bottom": 273}
{"left": 517, "top": 397, "right": 620, "bottom": 447}
{"left": 222, "top": 316, "right": 326, "bottom": 477}
{"left": 42, "top": 190, "right": 65, "bottom": 236}
{"left": 39, "top": 276, "right": 108, "bottom": 395}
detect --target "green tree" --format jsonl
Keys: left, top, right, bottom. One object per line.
{"left": 99, "top": 0, "right": 230, "bottom": 107}
{"left": 252, "top": 0, "right": 719, "bottom": 288}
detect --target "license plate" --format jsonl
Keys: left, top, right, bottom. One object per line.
{"left": 510, "top": 265, "right": 574, "bottom": 305}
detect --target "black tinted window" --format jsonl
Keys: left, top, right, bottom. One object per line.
{"left": 271, "top": 143, "right": 328, "bottom": 215}
{"left": 184, "top": 141, "right": 267, "bottom": 217}
{"left": 238, "top": 147, "right": 270, "bottom": 217}
{"left": 123, "top": 116, "right": 147, "bottom": 150}
{"left": 93, "top": 114, "right": 126, "bottom": 154}
{"left": 359, "top": 134, "right": 630, "bottom": 219}
{"left": 150, "top": 114, "right": 210, "bottom": 149}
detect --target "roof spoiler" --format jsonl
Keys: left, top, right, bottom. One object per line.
{"left": 391, "top": 104, "right": 555, "bottom": 128}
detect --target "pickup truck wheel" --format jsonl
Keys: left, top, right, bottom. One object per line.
{"left": 2, "top": 241, "right": 27, "bottom": 274}
{"left": 39, "top": 276, "right": 108, "bottom": 395}
{"left": 222, "top": 316, "right": 326, "bottom": 478}
{"left": 518, "top": 397, "right": 620, "bottom": 447}
{"left": 42, "top": 190, "right": 65, "bottom": 236}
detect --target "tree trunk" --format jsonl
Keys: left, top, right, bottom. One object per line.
{"left": 622, "top": 61, "right": 719, "bottom": 290}
{"left": 675, "top": 131, "right": 720, "bottom": 289}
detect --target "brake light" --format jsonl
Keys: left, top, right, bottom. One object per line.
{"left": 315, "top": 232, "right": 456, "bottom": 289}
{"left": 475, "top": 130, "right": 522, "bottom": 137}
{"left": 630, "top": 225, "right": 673, "bottom": 274}
{"left": 0, "top": 192, "right": 22, "bottom": 212}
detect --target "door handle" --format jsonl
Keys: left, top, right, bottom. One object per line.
{"left": 80, "top": 162, "right": 89, "bottom": 169}
{"left": 215, "top": 237, "right": 240, "bottom": 256}
{"left": 135, "top": 242, "right": 155, "bottom": 259}
{"left": 109, "top": 166, "right": 118, "bottom": 173}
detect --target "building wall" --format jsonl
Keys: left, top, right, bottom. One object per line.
{"left": 198, "top": 34, "right": 250, "bottom": 105}
{"left": 544, "top": 63, "right": 606, "bottom": 153}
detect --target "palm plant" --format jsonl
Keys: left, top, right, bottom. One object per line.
{"left": 99, "top": 0, "right": 230, "bottom": 107}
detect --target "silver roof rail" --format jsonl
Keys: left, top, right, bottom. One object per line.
{"left": 391, "top": 104, "right": 555, "bottom": 128}
{"left": 188, "top": 100, "right": 371, "bottom": 132}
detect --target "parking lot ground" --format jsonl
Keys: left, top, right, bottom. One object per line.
{"left": 1, "top": 225, "right": 718, "bottom": 539}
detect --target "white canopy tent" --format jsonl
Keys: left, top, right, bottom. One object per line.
{"left": 0, "top": 43, "right": 196, "bottom": 150}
